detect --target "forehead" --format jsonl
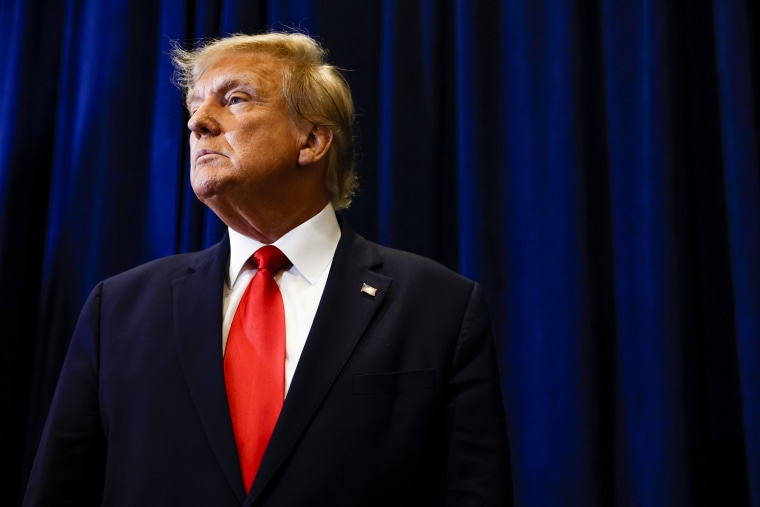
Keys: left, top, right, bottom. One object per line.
{"left": 186, "top": 52, "right": 284, "bottom": 104}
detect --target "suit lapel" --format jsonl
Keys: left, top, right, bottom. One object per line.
{"left": 246, "top": 224, "right": 392, "bottom": 505}
{"left": 172, "top": 237, "right": 246, "bottom": 503}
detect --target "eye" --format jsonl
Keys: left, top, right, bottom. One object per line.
{"left": 186, "top": 102, "right": 199, "bottom": 116}
{"left": 229, "top": 96, "right": 245, "bottom": 105}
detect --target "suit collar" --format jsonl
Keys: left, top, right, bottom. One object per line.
{"left": 171, "top": 235, "right": 247, "bottom": 504}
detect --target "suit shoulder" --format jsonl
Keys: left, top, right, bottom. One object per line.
{"left": 359, "top": 237, "right": 475, "bottom": 290}
{"left": 101, "top": 240, "right": 226, "bottom": 289}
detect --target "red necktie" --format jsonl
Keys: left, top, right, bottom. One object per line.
{"left": 224, "top": 245, "right": 290, "bottom": 493}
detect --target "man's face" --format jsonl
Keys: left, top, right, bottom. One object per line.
{"left": 186, "top": 52, "right": 308, "bottom": 210}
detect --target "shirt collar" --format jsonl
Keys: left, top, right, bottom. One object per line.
{"left": 227, "top": 202, "right": 341, "bottom": 287}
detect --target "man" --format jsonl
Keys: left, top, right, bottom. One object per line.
{"left": 23, "top": 32, "right": 512, "bottom": 506}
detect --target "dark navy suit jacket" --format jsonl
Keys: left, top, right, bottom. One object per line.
{"left": 23, "top": 221, "right": 512, "bottom": 506}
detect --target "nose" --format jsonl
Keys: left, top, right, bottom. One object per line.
{"left": 187, "top": 100, "right": 221, "bottom": 136}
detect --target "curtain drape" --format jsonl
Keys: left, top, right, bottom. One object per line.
{"left": 1, "top": 1, "right": 757, "bottom": 505}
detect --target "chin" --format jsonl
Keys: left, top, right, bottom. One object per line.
{"left": 191, "top": 180, "right": 214, "bottom": 200}
{"left": 191, "top": 170, "right": 225, "bottom": 199}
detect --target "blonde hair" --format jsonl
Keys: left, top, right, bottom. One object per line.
{"left": 171, "top": 32, "right": 358, "bottom": 210}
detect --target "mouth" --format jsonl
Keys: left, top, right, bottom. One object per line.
{"left": 195, "top": 149, "right": 224, "bottom": 162}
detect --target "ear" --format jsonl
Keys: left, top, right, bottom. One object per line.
{"left": 298, "top": 125, "right": 333, "bottom": 166}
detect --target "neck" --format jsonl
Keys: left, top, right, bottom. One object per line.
{"left": 212, "top": 198, "right": 329, "bottom": 244}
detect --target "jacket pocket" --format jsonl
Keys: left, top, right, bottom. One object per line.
{"left": 353, "top": 368, "right": 435, "bottom": 395}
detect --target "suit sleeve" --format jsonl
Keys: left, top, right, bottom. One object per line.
{"left": 23, "top": 284, "right": 106, "bottom": 506}
{"left": 444, "top": 282, "right": 513, "bottom": 506}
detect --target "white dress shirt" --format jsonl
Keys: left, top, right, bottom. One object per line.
{"left": 222, "top": 203, "right": 341, "bottom": 394}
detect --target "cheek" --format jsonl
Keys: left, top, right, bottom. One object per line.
{"left": 227, "top": 133, "right": 267, "bottom": 168}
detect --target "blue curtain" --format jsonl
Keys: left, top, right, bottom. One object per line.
{"left": 2, "top": 0, "right": 758, "bottom": 505}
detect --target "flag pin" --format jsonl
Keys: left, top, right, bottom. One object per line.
{"left": 361, "top": 283, "right": 377, "bottom": 296}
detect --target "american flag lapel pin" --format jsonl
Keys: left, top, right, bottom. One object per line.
{"left": 361, "top": 283, "right": 378, "bottom": 297}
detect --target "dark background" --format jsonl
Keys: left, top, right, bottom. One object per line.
{"left": 2, "top": 0, "right": 759, "bottom": 505}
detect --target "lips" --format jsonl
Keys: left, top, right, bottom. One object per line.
{"left": 195, "top": 149, "right": 224, "bottom": 162}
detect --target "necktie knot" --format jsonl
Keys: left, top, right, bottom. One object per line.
{"left": 254, "top": 245, "right": 290, "bottom": 274}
